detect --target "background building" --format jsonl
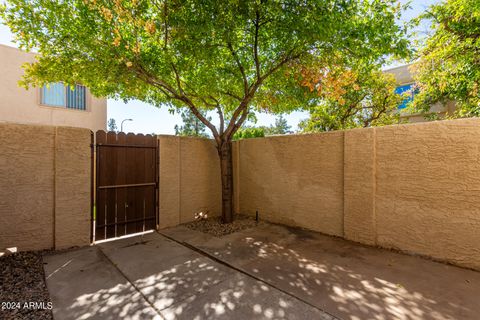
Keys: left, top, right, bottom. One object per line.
{"left": 0, "top": 44, "right": 106, "bottom": 131}
{"left": 384, "top": 64, "right": 456, "bottom": 122}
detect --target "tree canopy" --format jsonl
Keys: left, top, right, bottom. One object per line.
{"left": 1, "top": 0, "right": 409, "bottom": 222}
{"left": 299, "top": 62, "right": 403, "bottom": 132}
{"left": 233, "top": 126, "right": 266, "bottom": 140}
{"left": 233, "top": 115, "right": 292, "bottom": 140}
{"left": 268, "top": 115, "right": 292, "bottom": 135}
{"left": 107, "top": 118, "right": 118, "bottom": 132}
{"left": 411, "top": 0, "right": 480, "bottom": 117}
{"left": 1, "top": 0, "right": 408, "bottom": 142}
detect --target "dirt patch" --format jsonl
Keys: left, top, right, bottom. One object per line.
{"left": 0, "top": 251, "right": 53, "bottom": 320}
{"left": 184, "top": 214, "right": 262, "bottom": 237}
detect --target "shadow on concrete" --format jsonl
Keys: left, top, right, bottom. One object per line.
{"left": 162, "top": 223, "right": 480, "bottom": 320}
{"left": 43, "top": 246, "right": 160, "bottom": 320}
{"left": 99, "top": 232, "right": 331, "bottom": 319}
{"left": 44, "top": 223, "right": 480, "bottom": 320}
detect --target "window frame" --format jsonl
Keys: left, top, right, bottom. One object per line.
{"left": 39, "top": 82, "right": 89, "bottom": 112}
{"left": 395, "top": 82, "right": 417, "bottom": 110}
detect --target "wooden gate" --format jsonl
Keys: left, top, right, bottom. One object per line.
{"left": 94, "top": 131, "right": 158, "bottom": 241}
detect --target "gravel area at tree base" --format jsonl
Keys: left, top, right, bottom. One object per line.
{"left": 183, "top": 214, "right": 262, "bottom": 237}
{"left": 0, "top": 251, "right": 52, "bottom": 320}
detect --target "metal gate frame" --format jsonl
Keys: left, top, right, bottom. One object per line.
{"left": 92, "top": 131, "right": 159, "bottom": 241}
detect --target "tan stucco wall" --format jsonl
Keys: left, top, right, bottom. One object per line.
{"left": 158, "top": 136, "right": 181, "bottom": 229}
{"left": 374, "top": 119, "right": 480, "bottom": 270}
{"left": 54, "top": 127, "right": 92, "bottom": 249}
{"left": 0, "top": 123, "right": 92, "bottom": 252}
{"left": 235, "top": 132, "right": 345, "bottom": 237}
{"left": 0, "top": 123, "right": 55, "bottom": 251}
{"left": 179, "top": 137, "right": 221, "bottom": 223}
{"left": 2, "top": 119, "right": 478, "bottom": 269}
{"left": 235, "top": 118, "right": 480, "bottom": 270}
{"left": 0, "top": 44, "right": 107, "bottom": 132}
{"left": 344, "top": 128, "right": 376, "bottom": 245}
{"left": 158, "top": 136, "right": 221, "bottom": 229}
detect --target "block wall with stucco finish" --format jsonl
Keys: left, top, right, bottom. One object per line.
{"left": 158, "top": 135, "right": 221, "bottom": 229}
{"left": 1, "top": 119, "right": 479, "bottom": 270}
{"left": 54, "top": 127, "right": 92, "bottom": 249}
{"left": 0, "top": 124, "right": 55, "bottom": 251}
{"left": 234, "top": 132, "right": 345, "bottom": 237}
{"left": 374, "top": 119, "right": 480, "bottom": 270}
{"left": 344, "top": 128, "right": 376, "bottom": 245}
{"left": 234, "top": 118, "right": 480, "bottom": 270}
{"left": 0, "top": 123, "right": 92, "bottom": 252}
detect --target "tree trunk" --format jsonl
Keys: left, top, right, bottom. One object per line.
{"left": 218, "top": 140, "right": 234, "bottom": 223}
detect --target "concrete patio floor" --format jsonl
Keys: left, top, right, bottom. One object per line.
{"left": 43, "top": 231, "right": 333, "bottom": 320}
{"left": 43, "top": 222, "right": 480, "bottom": 320}
{"left": 161, "top": 223, "right": 480, "bottom": 320}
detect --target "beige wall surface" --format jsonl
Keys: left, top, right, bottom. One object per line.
{"left": 179, "top": 137, "right": 221, "bottom": 223}
{"left": 1, "top": 130, "right": 220, "bottom": 251}
{"left": 54, "top": 127, "right": 92, "bottom": 249}
{"left": 0, "top": 44, "right": 106, "bottom": 132}
{"left": 235, "top": 118, "right": 480, "bottom": 270}
{"left": 0, "top": 123, "right": 92, "bottom": 252}
{"left": 236, "top": 132, "right": 345, "bottom": 237}
{"left": 383, "top": 63, "right": 414, "bottom": 85}
{"left": 158, "top": 136, "right": 221, "bottom": 229}
{"left": 344, "top": 128, "right": 376, "bottom": 245}
{"left": 2, "top": 119, "right": 479, "bottom": 270}
{"left": 375, "top": 119, "right": 480, "bottom": 270}
{"left": 0, "top": 123, "right": 55, "bottom": 251}
{"left": 158, "top": 136, "right": 181, "bottom": 229}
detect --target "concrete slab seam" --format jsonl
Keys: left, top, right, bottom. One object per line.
{"left": 157, "top": 231, "right": 340, "bottom": 320}
{"left": 96, "top": 246, "right": 166, "bottom": 320}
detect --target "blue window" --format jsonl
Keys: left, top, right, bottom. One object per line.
{"left": 41, "top": 83, "right": 86, "bottom": 110}
{"left": 395, "top": 83, "right": 417, "bottom": 109}
{"left": 41, "top": 82, "right": 65, "bottom": 107}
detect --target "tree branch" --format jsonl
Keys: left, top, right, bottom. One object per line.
{"left": 233, "top": 107, "right": 249, "bottom": 133}
{"left": 220, "top": 90, "right": 243, "bottom": 102}
{"left": 364, "top": 96, "right": 389, "bottom": 127}
{"left": 179, "top": 95, "right": 221, "bottom": 143}
{"left": 151, "top": 0, "right": 168, "bottom": 48}
{"left": 227, "top": 42, "right": 249, "bottom": 95}
{"left": 339, "top": 93, "right": 368, "bottom": 125}
{"left": 260, "top": 49, "right": 302, "bottom": 82}
{"left": 224, "top": 47, "right": 302, "bottom": 138}
{"left": 223, "top": 85, "right": 258, "bottom": 138}
{"left": 216, "top": 105, "right": 225, "bottom": 135}
{"left": 164, "top": 1, "right": 168, "bottom": 48}
{"left": 131, "top": 62, "right": 221, "bottom": 143}
{"left": 171, "top": 62, "right": 184, "bottom": 94}
{"left": 225, "top": 107, "right": 250, "bottom": 140}
{"left": 224, "top": 49, "right": 301, "bottom": 139}
{"left": 132, "top": 64, "right": 178, "bottom": 97}
{"left": 254, "top": 9, "right": 261, "bottom": 80}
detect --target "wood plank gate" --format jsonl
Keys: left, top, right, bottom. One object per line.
{"left": 94, "top": 131, "right": 158, "bottom": 241}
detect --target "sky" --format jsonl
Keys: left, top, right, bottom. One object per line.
{"left": 0, "top": 0, "right": 439, "bottom": 135}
